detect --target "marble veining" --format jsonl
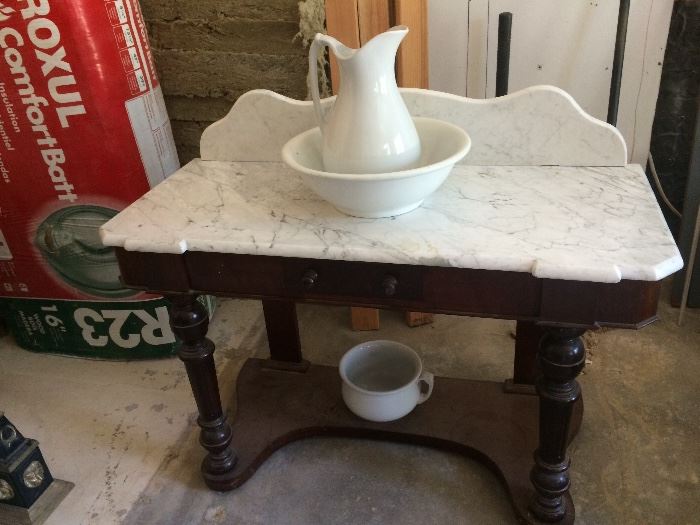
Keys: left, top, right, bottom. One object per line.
{"left": 100, "top": 160, "right": 682, "bottom": 283}
{"left": 201, "top": 87, "right": 627, "bottom": 167}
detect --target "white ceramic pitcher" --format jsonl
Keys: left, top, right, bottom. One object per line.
{"left": 309, "top": 26, "right": 422, "bottom": 174}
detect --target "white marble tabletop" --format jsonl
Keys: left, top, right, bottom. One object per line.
{"left": 101, "top": 160, "right": 682, "bottom": 283}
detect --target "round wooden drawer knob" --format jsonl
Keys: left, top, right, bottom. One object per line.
{"left": 301, "top": 269, "right": 318, "bottom": 289}
{"left": 382, "top": 275, "right": 398, "bottom": 296}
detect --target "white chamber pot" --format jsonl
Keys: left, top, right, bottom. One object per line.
{"left": 339, "top": 340, "right": 434, "bottom": 422}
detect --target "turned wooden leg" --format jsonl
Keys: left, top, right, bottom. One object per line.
{"left": 529, "top": 326, "right": 586, "bottom": 522}
{"left": 168, "top": 294, "right": 237, "bottom": 489}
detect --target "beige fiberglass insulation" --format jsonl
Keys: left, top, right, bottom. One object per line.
{"left": 297, "top": 0, "right": 331, "bottom": 98}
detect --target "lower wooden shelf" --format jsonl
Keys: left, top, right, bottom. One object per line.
{"left": 217, "top": 358, "right": 582, "bottom": 525}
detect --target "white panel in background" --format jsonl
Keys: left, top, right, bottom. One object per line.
{"left": 428, "top": 0, "right": 469, "bottom": 95}
{"left": 617, "top": 0, "right": 673, "bottom": 165}
{"left": 466, "top": 0, "right": 489, "bottom": 98}
{"left": 485, "top": 0, "right": 618, "bottom": 120}
{"left": 459, "top": 0, "right": 672, "bottom": 164}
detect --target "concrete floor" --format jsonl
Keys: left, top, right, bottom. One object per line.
{"left": 1, "top": 282, "right": 699, "bottom": 524}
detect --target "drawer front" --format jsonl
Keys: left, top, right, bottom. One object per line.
{"left": 121, "top": 251, "right": 657, "bottom": 326}
{"left": 282, "top": 259, "right": 424, "bottom": 303}
{"left": 184, "top": 253, "right": 424, "bottom": 305}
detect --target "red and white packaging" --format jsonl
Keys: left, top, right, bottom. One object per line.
{"left": 0, "top": 0, "right": 185, "bottom": 358}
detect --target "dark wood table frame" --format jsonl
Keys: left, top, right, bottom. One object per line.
{"left": 117, "top": 249, "right": 661, "bottom": 524}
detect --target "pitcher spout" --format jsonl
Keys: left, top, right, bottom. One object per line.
{"left": 360, "top": 25, "right": 409, "bottom": 56}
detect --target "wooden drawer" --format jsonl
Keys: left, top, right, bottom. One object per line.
{"left": 183, "top": 253, "right": 423, "bottom": 305}
{"left": 282, "top": 259, "right": 424, "bottom": 303}
{"left": 117, "top": 250, "right": 660, "bottom": 327}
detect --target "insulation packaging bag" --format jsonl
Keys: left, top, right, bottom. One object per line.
{"left": 0, "top": 0, "right": 204, "bottom": 358}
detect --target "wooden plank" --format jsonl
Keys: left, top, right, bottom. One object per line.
{"left": 395, "top": 0, "right": 429, "bottom": 88}
{"left": 350, "top": 306, "right": 380, "bottom": 330}
{"left": 325, "top": 0, "right": 360, "bottom": 94}
{"left": 329, "top": 0, "right": 430, "bottom": 330}
{"left": 398, "top": 10, "right": 430, "bottom": 327}
{"left": 358, "top": 0, "right": 391, "bottom": 44}
{"left": 404, "top": 311, "right": 435, "bottom": 327}
{"left": 350, "top": 0, "right": 391, "bottom": 331}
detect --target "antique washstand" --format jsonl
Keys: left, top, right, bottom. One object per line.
{"left": 100, "top": 86, "right": 682, "bottom": 524}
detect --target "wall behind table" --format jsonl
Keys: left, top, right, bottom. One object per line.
{"left": 140, "top": 0, "right": 309, "bottom": 163}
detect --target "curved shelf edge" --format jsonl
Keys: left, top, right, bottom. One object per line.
{"left": 211, "top": 358, "right": 582, "bottom": 525}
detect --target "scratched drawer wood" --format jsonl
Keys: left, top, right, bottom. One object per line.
{"left": 421, "top": 267, "right": 541, "bottom": 317}
{"left": 185, "top": 253, "right": 285, "bottom": 296}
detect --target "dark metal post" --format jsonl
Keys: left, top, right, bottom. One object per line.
{"left": 607, "top": 0, "right": 631, "bottom": 126}
{"left": 496, "top": 12, "right": 513, "bottom": 97}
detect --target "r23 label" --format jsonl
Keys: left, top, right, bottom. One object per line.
{"left": 74, "top": 306, "right": 176, "bottom": 348}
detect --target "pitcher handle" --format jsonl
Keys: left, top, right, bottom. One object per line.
{"left": 309, "top": 34, "right": 335, "bottom": 134}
